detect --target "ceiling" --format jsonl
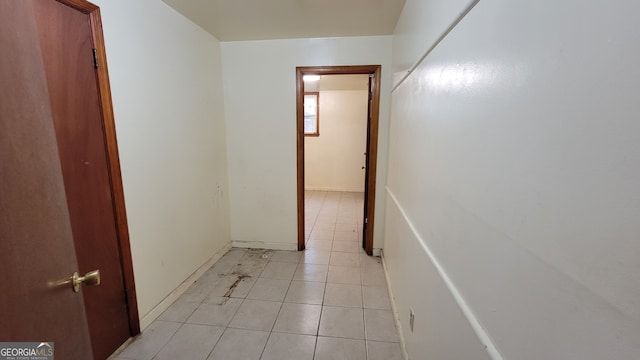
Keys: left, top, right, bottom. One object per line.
{"left": 161, "top": 0, "right": 406, "bottom": 41}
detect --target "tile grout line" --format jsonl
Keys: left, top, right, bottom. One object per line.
{"left": 257, "top": 253, "right": 292, "bottom": 360}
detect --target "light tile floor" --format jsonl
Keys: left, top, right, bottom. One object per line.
{"left": 113, "top": 191, "right": 402, "bottom": 360}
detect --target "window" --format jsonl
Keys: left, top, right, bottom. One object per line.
{"left": 304, "top": 92, "right": 319, "bottom": 136}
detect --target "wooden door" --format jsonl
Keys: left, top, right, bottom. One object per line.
{"left": 0, "top": 1, "right": 94, "bottom": 358}
{"left": 1, "top": 1, "right": 138, "bottom": 359}
{"left": 362, "top": 75, "right": 374, "bottom": 251}
{"left": 31, "top": 1, "right": 133, "bottom": 359}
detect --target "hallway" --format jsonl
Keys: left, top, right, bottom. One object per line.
{"left": 113, "top": 191, "right": 402, "bottom": 360}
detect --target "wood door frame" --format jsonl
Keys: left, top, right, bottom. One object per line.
{"left": 57, "top": 0, "right": 140, "bottom": 336}
{"left": 296, "top": 65, "right": 381, "bottom": 255}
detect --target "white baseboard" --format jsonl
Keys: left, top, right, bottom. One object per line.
{"left": 232, "top": 240, "right": 297, "bottom": 251}
{"left": 138, "top": 241, "right": 233, "bottom": 330}
{"left": 381, "top": 250, "right": 410, "bottom": 360}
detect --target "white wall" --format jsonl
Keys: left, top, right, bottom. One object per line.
{"left": 318, "top": 74, "right": 369, "bottom": 91}
{"left": 392, "top": 0, "right": 477, "bottom": 87}
{"left": 93, "top": 0, "right": 231, "bottom": 325}
{"left": 386, "top": 0, "right": 640, "bottom": 359}
{"left": 222, "top": 36, "right": 392, "bottom": 250}
{"left": 305, "top": 88, "right": 368, "bottom": 192}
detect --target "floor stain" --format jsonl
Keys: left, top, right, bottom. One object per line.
{"left": 245, "top": 248, "right": 272, "bottom": 260}
{"left": 223, "top": 272, "right": 250, "bottom": 297}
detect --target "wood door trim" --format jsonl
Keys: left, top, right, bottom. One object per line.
{"left": 57, "top": 0, "right": 140, "bottom": 336}
{"left": 295, "top": 65, "right": 381, "bottom": 255}
{"left": 365, "top": 66, "right": 381, "bottom": 256}
{"left": 296, "top": 68, "right": 305, "bottom": 250}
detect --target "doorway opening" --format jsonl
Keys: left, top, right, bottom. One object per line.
{"left": 296, "top": 65, "right": 381, "bottom": 255}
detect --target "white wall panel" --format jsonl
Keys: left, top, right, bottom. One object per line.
{"left": 384, "top": 192, "right": 493, "bottom": 360}
{"left": 392, "top": 0, "right": 477, "bottom": 87}
{"left": 93, "top": 0, "right": 231, "bottom": 321}
{"left": 387, "top": 0, "right": 640, "bottom": 358}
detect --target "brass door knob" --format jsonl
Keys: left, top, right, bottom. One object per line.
{"left": 71, "top": 270, "right": 101, "bottom": 293}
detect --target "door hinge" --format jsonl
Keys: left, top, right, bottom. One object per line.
{"left": 92, "top": 48, "right": 98, "bottom": 69}
{"left": 365, "top": 217, "right": 368, "bottom": 224}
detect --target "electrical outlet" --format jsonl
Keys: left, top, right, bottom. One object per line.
{"left": 409, "top": 309, "right": 415, "bottom": 332}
